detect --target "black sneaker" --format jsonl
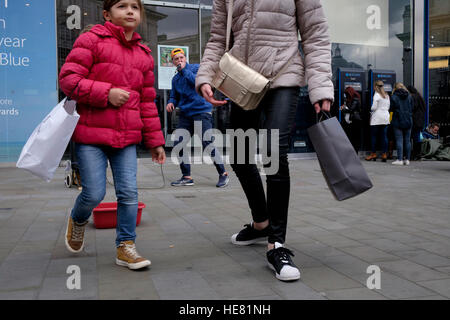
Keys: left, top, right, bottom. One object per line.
{"left": 267, "top": 242, "right": 300, "bottom": 281}
{"left": 230, "top": 223, "right": 269, "bottom": 245}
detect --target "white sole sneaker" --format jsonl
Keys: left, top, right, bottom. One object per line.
{"left": 116, "top": 258, "right": 151, "bottom": 270}
{"left": 268, "top": 263, "right": 301, "bottom": 281}
{"left": 230, "top": 233, "right": 267, "bottom": 246}
{"left": 216, "top": 177, "right": 230, "bottom": 188}
{"left": 64, "top": 215, "right": 84, "bottom": 254}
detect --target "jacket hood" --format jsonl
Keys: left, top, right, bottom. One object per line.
{"left": 89, "top": 22, "right": 150, "bottom": 53}
{"left": 394, "top": 88, "right": 409, "bottom": 100}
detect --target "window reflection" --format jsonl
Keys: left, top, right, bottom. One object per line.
{"left": 54, "top": 0, "right": 417, "bottom": 155}
{"left": 429, "top": 0, "right": 450, "bottom": 137}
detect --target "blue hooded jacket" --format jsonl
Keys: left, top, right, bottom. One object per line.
{"left": 168, "top": 63, "right": 212, "bottom": 117}
{"left": 390, "top": 89, "right": 413, "bottom": 129}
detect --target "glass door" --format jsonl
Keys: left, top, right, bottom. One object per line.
{"left": 144, "top": 4, "right": 199, "bottom": 147}
{"left": 428, "top": 0, "right": 450, "bottom": 138}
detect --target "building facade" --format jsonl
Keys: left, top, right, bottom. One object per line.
{"left": 0, "top": 0, "right": 449, "bottom": 161}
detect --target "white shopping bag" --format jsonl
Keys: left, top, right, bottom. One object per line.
{"left": 16, "top": 98, "right": 80, "bottom": 182}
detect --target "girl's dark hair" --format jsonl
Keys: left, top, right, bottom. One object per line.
{"left": 103, "top": 0, "right": 145, "bottom": 20}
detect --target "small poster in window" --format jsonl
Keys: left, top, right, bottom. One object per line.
{"left": 157, "top": 45, "right": 189, "bottom": 90}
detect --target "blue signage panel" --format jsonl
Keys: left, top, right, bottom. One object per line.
{"left": 0, "top": 0, "right": 58, "bottom": 162}
{"left": 337, "top": 68, "right": 366, "bottom": 122}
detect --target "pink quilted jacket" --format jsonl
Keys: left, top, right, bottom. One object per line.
{"left": 59, "top": 22, "right": 165, "bottom": 149}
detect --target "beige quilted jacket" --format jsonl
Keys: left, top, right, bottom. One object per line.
{"left": 195, "top": 0, "right": 334, "bottom": 105}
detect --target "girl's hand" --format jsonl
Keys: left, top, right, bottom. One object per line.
{"left": 200, "top": 84, "right": 228, "bottom": 106}
{"left": 150, "top": 146, "right": 166, "bottom": 164}
{"left": 108, "top": 88, "right": 130, "bottom": 107}
{"left": 314, "top": 99, "right": 332, "bottom": 114}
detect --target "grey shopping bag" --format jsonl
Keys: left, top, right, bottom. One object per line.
{"left": 307, "top": 114, "right": 373, "bottom": 201}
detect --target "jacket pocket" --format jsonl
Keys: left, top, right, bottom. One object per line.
{"left": 255, "top": 47, "right": 277, "bottom": 78}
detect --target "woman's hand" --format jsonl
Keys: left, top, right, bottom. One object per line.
{"left": 200, "top": 84, "right": 228, "bottom": 106}
{"left": 108, "top": 88, "right": 130, "bottom": 107}
{"left": 150, "top": 146, "right": 166, "bottom": 164}
{"left": 314, "top": 99, "right": 332, "bottom": 114}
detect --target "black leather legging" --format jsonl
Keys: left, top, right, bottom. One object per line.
{"left": 230, "top": 87, "right": 299, "bottom": 244}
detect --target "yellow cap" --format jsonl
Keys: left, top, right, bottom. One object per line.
{"left": 170, "top": 48, "right": 185, "bottom": 59}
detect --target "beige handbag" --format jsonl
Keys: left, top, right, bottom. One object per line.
{"left": 212, "top": 0, "right": 295, "bottom": 110}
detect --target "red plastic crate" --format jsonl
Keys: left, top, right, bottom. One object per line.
{"left": 92, "top": 202, "right": 146, "bottom": 229}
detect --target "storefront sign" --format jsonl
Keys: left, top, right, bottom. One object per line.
{"left": 322, "top": 0, "right": 389, "bottom": 47}
{"left": 0, "top": 0, "right": 57, "bottom": 162}
{"left": 157, "top": 45, "right": 189, "bottom": 90}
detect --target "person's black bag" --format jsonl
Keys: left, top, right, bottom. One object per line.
{"left": 307, "top": 113, "right": 373, "bottom": 201}
{"left": 350, "top": 98, "right": 362, "bottom": 122}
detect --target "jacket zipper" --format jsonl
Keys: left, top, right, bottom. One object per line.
{"left": 244, "top": 0, "right": 255, "bottom": 64}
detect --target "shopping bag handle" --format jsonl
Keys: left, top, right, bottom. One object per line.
{"left": 315, "top": 111, "right": 332, "bottom": 123}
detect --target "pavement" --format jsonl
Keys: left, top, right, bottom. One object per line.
{"left": 0, "top": 156, "right": 449, "bottom": 300}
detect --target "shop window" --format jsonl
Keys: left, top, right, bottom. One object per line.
{"left": 429, "top": 0, "right": 450, "bottom": 138}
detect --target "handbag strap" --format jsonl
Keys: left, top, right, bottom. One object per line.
{"left": 225, "top": 0, "right": 233, "bottom": 52}
{"left": 224, "top": 0, "right": 296, "bottom": 82}
{"left": 270, "top": 54, "right": 296, "bottom": 82}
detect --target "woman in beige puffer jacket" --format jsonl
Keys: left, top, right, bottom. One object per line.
{"left": 196, "top": 0, "right": 334, "bottom": 282}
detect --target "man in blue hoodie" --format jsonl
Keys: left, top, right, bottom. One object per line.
{"left": 167, "top": 48, "right": 229, "bottom": 187}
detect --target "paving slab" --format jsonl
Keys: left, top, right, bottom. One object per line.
{"left": 0, "top": 159, "right": 449, "bottom": 300}
{"left": 417, "top": 279, "right": 450, "bottom": 298}
{"left": 0, "top": 252, "right": 51, "bottom": 284}
{"left": 324, "top": 287, "right": 387, "bottom": 300}
{"left": 298, "top": 266, "right": 362, "bottom": 292}
{"left": 151, "top": 270, "right": 221, "bottom": 300}
{"left": 366, "top": 272, "right": 438, "bottom": 299}
{"left": 38, "top": 275, "right": 98, "bottom": 300}
{"left": 376, "top": 260, "right": 449, "bottom": 282}
{"left": 393, "top": 250, "right": 450, "bottom": 268}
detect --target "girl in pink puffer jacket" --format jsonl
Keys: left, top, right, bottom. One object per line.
{"left": 59, "top": 0, "right": 165, "bottom": 270}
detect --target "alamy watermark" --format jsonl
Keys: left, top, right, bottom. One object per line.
{"left": 366, "top": 265, "right": 381, "bottom": 290}
{"left": 66, "top": 265, "right": 81, "bottom": 290}
{"left": 170, "top": 121, "right": 280, "bottom": 175}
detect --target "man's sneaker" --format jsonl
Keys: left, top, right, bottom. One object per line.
{"left": 65, "top": 215, "right": 88, "bottom": 253}
{"left": 216, "top": 173, "right": 230, "bottom": 188}
{"left": 171, "top": 177, "right": 194, "bottom": 186}
{"left": 231, "top": 223, "right": 269, "bottom": 245}
{"left": 392, "top": 160, "right": 404, "bottom": 165}
{"left": 404, "top": 160, "right": 410, "bottom": 166}
{"left": 267, "top": 242, "right": 300, "bottom": 281}
{"left": 116, "top": 240, "right": 151, "bottom": 270}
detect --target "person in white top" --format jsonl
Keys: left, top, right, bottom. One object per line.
{"left": 365, "top": 80, "right": 391, "bottom": 162}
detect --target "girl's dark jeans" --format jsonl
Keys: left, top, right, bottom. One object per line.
{"left": 230, "top": 87, "right": 299, "bottom": 244}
